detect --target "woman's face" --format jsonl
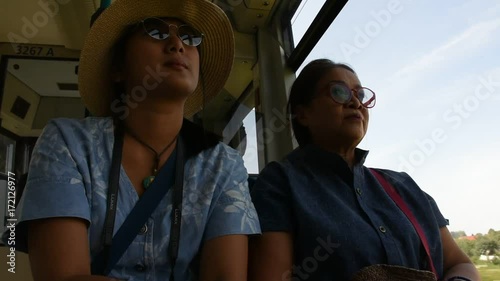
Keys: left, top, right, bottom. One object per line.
{"left": 118, "top": 18, "right": 200, "bottom": 100}
{"left": 297, "top": 67, "right": 369, "bottom": 148}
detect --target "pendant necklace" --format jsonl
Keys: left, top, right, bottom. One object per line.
{"left": 125, "top": 128, "right": 178, "bottom": 189}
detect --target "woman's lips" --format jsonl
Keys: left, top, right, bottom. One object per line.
{"left": 164, "top": 59, "right": 188, "bottom": 70}
{"left": 345, "top": 113, "right": 363, "bottom": 121}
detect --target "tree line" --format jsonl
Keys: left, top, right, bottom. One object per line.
{"left": 453, "top": 229, "right": 500, "bottom": 264}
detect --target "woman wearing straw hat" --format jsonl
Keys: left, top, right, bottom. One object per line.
{"left": 2, "top": 0, "right": 260, "bottom": 280}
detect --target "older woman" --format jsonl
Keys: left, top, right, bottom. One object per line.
{"left": 2, "top": 0, "right": 260, "bottom": 280}
{"left": 249, "top": 59, "right": 479, "bottom": 281}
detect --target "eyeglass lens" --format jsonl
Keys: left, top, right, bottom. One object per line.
{"left": 142, "top": 18, "right": 203, "bottom": 46}
{"left": 330, "top": 83, "right": 376, "bottom": 108}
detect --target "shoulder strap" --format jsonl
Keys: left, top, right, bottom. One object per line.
{"left": 95, "top": 120, "right": 124, "bottom": 273}
{"left": 168, "top": 135, "right": 185, "bottom": 281}
{"left": 369, "top": 168, "right": 438, "bottom": 278}
{"left": 91, "top": 125, "right": 185, "bottom": 276}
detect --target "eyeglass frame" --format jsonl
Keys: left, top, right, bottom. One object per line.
{"left": 322, "top": 82, "right": 376, "bottom": 108}
{"left": 138, "top": 17, "right": 205, "bottom": 47}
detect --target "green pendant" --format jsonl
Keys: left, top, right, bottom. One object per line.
{"left": 142, "top": 175, "right": 155, "bottom": 189}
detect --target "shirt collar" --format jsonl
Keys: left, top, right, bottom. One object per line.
{"left": 293, "top": 143, "right": 369, "bottom": 172}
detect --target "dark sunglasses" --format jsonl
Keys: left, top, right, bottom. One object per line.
{"left": 140, "top": 17, "right": 204, "bottom": 47}
{"left": 328, "top": 82, "right": 376, "bottom": 108}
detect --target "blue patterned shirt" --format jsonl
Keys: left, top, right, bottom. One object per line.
{"left": 3, "top": 117, "right": 260, "bottom": 281}
{"left": 251, "top": 144, "right": 448, "bottom": 281}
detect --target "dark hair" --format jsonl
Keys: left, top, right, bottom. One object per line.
{"left": 111, "top": 24, "right": 140, "bottom": 77}
{"left": 110, "top": 24, "right": 140, "bottom": 106}
{"left": 287, "top": 59, "right": 356, "bottom": 147}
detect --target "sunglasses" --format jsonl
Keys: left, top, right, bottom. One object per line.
{"left": 327, "top": 82, "right": 376, "bottom": 108}
{"left": 140, "top": 17, "right": 204, "bottom": 47}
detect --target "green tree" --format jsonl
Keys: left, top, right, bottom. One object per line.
{"left": 487, "top": 229, "right": 500, "bottom": 244}
{"left": 456, "top": 238, "right": 476, "bottom": 258}
{"left": 475, "top": 236, "right": 499, "bottom": 259}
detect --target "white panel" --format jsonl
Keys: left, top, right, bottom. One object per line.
{"left": 1, "top": 72, "right": 41, "bottom": 131}
{"left": 7, "top": 58, "right": 79, "bottom": 98}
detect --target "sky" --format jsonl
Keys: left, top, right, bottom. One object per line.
{"left": 243, "top": 0, "right": 500, "bottom": 235}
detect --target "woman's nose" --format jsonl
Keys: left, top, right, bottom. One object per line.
{"left": 164, "top": 29, "right": 184, "bottom": 53}
{"left": 347, "top": 91, "right": 362, "bottom": 108}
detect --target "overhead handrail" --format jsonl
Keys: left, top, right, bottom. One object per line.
{"left": 287, "top": 0, "right": 349, "bottom": 71}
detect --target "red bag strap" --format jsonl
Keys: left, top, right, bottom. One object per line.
{"left": 370, "top": 168, "right": 438, "bottom": 278}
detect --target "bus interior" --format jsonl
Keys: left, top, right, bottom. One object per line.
{"left": 1, "top": 0, "right": 499, "bottom": 280}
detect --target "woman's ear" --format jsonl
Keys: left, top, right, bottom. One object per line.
{"left": 111, "top": 66, "right": 124, "bottom": 83}
{"left": 295, "top": 105, "right": 309, "bottom": 128}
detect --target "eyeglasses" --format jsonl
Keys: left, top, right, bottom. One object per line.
{"left": 140, "top": 17, "right": 204, "bottom": 47}
{"left": 327, "top": 82, "right": 376, "bottom": 108}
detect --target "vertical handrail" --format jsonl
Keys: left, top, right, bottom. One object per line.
{"left": 90, "top": 0, "right": 112, "bottom": 27}
{"left": 100, "top": 0, "right": 111, "bottom": 9}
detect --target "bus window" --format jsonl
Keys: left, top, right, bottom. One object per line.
{"left": 0, "top": 134, "right": 15, "bottom": 174}
{"left": 242, "top": 109, "right": 259, "bottom": 174}
{"left": 291, "top": 0, "right": 327, "bottom": 46}
{"left": 0, "top": 133, "right": 15, "bottom": 234}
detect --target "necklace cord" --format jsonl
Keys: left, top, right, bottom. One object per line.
{"left": 125, "top": 127, "right": 178, "bottom": 174}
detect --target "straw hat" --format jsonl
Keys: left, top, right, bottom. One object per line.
{"left": 78, "top": 0, "right": 234, "bottom": 117}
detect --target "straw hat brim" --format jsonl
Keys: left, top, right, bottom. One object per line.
{"left": 78, "top": 0, "right": 234, "bottom": 117}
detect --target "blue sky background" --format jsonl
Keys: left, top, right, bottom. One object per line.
{"left": 243, "top": 0, "right": 500, "bottom": 235}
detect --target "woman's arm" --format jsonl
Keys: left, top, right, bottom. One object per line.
{"left": 28, "top": 218, "right": 120, "bottom": 281}
{"left": 199, "top": 234, "right": 249, "bottom": 281}
{"left": 249, "top": 232, "right": 294, "bottom": 281}
{"left": 440, "top": 227, "right": 481, "bottom": 281}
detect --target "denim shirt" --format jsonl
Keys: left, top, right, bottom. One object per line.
{"left": 3, "top": 117, "right": 260, "bottom": 281}
{"left": 251, "top": 144, "right": 448, "bottom": 281}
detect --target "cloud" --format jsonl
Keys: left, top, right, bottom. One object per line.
{"left": 415, "top": 143, "right": 500, "bottom": 234}
{"left": 389, "top": 19, "right": 500, "bottom": 81}
{"left": 418, "top": 66, "right": 500, "bottom": 108}
{"left": 485, "top": 2, "right": 500, "bottom": 19}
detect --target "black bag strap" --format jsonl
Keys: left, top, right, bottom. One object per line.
{"left": 100, "top": 121, "right": 124, "bottom": 264}
{"left": 91, "top": 122, "right": 185, "bottom": 278}
{"left": 168, "top": 135, "right": 185, "bottom": 281}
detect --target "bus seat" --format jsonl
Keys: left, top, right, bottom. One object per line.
{"left": 248, "top": 174, "right": 258, "bottom": 192}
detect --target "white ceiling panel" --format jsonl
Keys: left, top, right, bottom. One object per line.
{"left": 7, "top": 58, "right": 79, "bottom": 97}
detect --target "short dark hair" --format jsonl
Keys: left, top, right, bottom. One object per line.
{"left": 287, "top": 59, "right": 356, "bottom": 147}
{"left": 110, "top": 24, "right": 140, "bottom": 103}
